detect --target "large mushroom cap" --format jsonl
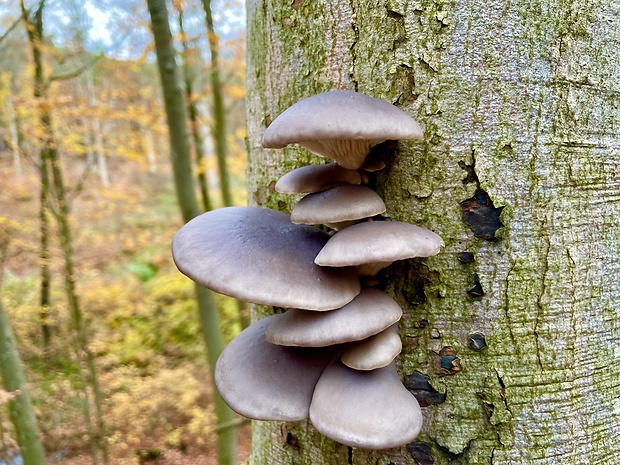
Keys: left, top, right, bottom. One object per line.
{"left": 265, "top": 287, "right": 402, "bottom": 346}
{"left": 291, "top": 185, "right": 386, "bottom": 226}
{"left": 173, "top": 207, "right": 360, "bottom": 310}
{"left": 275, "top": 163, "right": 362, "bottom": 194}
{"left": 315, "top": 221, "right": 444, "bottom": 274}
{"left": 215, "top": 315, "right": 340, "bottom": 421}
{"left": 309, "top": 361, "right": 423, "bottom": 449}
{"left": 262, "top": 91, "right": 423, "bottom": 170}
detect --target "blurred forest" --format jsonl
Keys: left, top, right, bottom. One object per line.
{"left": 0, "top": 0, "right": 249, "bottom": 463}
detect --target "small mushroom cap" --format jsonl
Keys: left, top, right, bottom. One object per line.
{"left": 173, "top": 207, "right": 360, "bottom": 310}
{"left": 315, "top": 221, "right": 444, "bottom": 272}
{"left": 275, "top": 163, "right": 362, "bottom": 194}
{"left": 309, "top": 361, "right": 423, "bottom": 449}
{"left": 291, "top": 185, "right": 386, "bottom": 226}
{"left": 341, "top": 324, "right": 402, "bottom": 371}
{"left": 265, "top": 287, "right": 402, "bottom": 346}
{"left": 262, "top": 91, "right": 423, "bottom": 169}
{"left": 215, "top": 315, "right": 340, "bottom": 421}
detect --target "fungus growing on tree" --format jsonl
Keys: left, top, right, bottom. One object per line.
{"left": 341, "top": 323, "right": 402, "bottom": 371}
{"left": 172, "top": 206, "right": 360, "bottom": 310}
{"left": 262, "top": 90, "right": 424, "bottom": 169}
{"left": 291, "top": 185, "right": 386, "bottom": 227}
{"left": 309, "top": 361, "right": 423, "bottom": 449}
{"left": 264, "top": 287, "right": 402, "bottom": 346}
{"left": 214, "top": 315, "right": 340, "bottom": 421}
{"left": 275, "top": 162, "right": 362, "bottom": 194}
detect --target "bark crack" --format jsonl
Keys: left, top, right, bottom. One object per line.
{"left": 503, "top": 262, "right": 517, "bottom": 350}
{"left": 533, "top": 213, "right": 550, "bottom": 372}
{"left": 348, "top": 0, "right": 359, "bottom": 91}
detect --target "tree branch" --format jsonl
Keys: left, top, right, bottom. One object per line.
{"left": 0, "top": 16, "right": 21, "bottom": 47}
{"left": 49, "top": 54, "right": 103, "bottom": 82}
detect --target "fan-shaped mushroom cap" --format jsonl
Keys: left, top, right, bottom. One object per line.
{"left": 262, "top": 91, "right": 423, "bottom": 170}
{"left": 215, "top": 315, "right": 339, "bottom": 421}
{"left": 291, "top": 185, "right": 386, "bottom": 226}
{"left": 309, "top": 361, "right": 423, "bottom": 449}
{"left": 265, "top": 287, "right": 402, "bottom": 346}
{"left": 341, "top": 324, "right": 402, "bottom": 371}
{"left": 315, "top": 221, "right": 444, "bottom": 275}
{"left": 275, "top": 163, "right": 362, "bottom": 194}
{"left": 173, "top": 207, "right": 360, "bottom": 310}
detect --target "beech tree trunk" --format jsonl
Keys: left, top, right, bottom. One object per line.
{"left": 246, "top": 1, "right": 620, "bottom": 464}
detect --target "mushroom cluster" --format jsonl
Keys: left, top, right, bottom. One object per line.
{"left": 172, "top": 90, "right": 443, "bottom": 449}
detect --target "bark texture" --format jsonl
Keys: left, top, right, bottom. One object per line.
{"left": 246, "top": 1, "right": 620, "bottom": 464}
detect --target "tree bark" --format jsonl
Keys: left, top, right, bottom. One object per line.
{"left": 246, "top": 1, "right": 620, "bottom": 464}
{"left": 0, "top": 299, "right": 47, "bottom": 465}
{"left": 146, "top": 1, "right": 237, "bottom": 464}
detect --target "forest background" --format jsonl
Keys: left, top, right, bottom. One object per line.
{"left": 0, "top": 0, "right": 250, "bottom": 463}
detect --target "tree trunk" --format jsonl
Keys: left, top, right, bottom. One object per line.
{"left": 246, "top": 1, "right": 620, "bottom": 464}
{"left": 146, "top": 2, "right": 237, "bottom": 464}
{"left": 201, "top": 0, "right": 233, "bottom": 207}
{"left": 0, "top": 299, "right": 47, "bottom": 465}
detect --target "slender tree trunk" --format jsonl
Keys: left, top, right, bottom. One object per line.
{"left": 39, "top": 154, "right": 52, "bottom": 353}
{"left": 146, "top": 2, "right": 237, "bottom": 464}
{"left": 86, "top": 71, "right": 110, "bottom": 188}
{"left": 247, "top": 1, "right": 620, "bottom": 464}
{"left": 201, "top": 0, "right": 233, "bottom": 207}
{"left": 143, "top": 127, "right": 158, "bottom": 173}
{"left": 6, "top": 96, "right": 22, "bottom": 175}
{"left": 21, "top": 3, "right": 108, "bottom": 463}
{"left": 0, "top": 299, "right": 47, "bottom": 465}
{"left": 175, "top": 2, "right": 213, "bottom": 212}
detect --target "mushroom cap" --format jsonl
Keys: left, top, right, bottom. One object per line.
{"left": 265, "top": 287, "right": 402, "bottom": 346}
{"left": 309, "top": 361, "right": 423, "bottom": 449}
{"left": 262, "top": 91, "right": 423, "bottom": 169}
{"left": 291, "top": 185, "right": 386, "bottom": 226}
{"left": 215, "top": 315, "right": 340, "bottom": 421}
{"left": 341, "top": 324, "right": 402, "bottom": 371}
{"left": 275, "top": 163, "right": 362, "bottom": 194}
{"left": 172, "top": 207, "right": 360, "bottom": 310}
{"left": 315, "top": 221, "right": 444, "bottom": 272}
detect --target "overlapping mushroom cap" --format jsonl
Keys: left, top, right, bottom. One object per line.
{"left": 265, "top": 287, "right": 402, "bottom": 346}
{"left": 341, "top": 324, "right": 402, "bottom": 371}
{"left": 275, "top": 163, "right": 361, "bottom": 194}
{"left": 309, "top": 361, "right": 423, "bottom": 449}
{"left": 215, "top": 315, "right": 340, "bottom": 421}
{"left": 172, "top": 206, "right": 360, "bottom": 310}
{"left": 262, "top": 91, "right": 423, "bottom": 170}
{"left": 315, "top": 220, "right": 444, "bottom": 275}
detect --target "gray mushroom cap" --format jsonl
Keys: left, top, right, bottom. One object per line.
{"left": 172, "top": 206, "right": 360, "bottom": 310}
{"left": 291, "top": 185, "right": 386, "bottom": 226}
{"left": 265, "top": 287, "right": 402, "bottom": 346}
{"left": 275, "top": 163, "right": 362, "bottom": 194}
{"left": 315, "top": 220, "right": 444, "bottom": 275}
{"left": 215, "top": 315, "right": 340, "bottom": 421}
{"left": 309, "top": 361, "right": 423, "bottom": 449}
{"left": 341, "top": 324, "right": 402, "bottom": 371}
{"left": 262, "top": 91, "right": 423, "bottom": 170}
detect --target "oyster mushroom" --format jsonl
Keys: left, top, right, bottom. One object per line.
{"left": 275, "top": 163, "right": 362, "bottom": 194}
{"left": 315, "top": 220, "right": 444, "bottom": 275}
{"left": 264, "top": 287, "right": 402, "bottom": 346}
{"left": 309, "top": 361, "right": 423, "bottom": 449}
{"left": 291, "top": 185, "right": 386, "bottom": 227}
{"left": 341, "top": 323, "right": 402, "bottom": 371}
{"left": 172, "top": 206, "right": 360, "bottom": 310}
{"left": 262, "top": 90, "right": 423, "bottom": 170}
{"left": 215, "top": 315, "right": 340, "bottom": 421}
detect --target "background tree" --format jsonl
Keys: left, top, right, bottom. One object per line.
{"left": 246, "top": 1, "right": 620, "bottom": 464}
{"left": 146, "top": 1, "right": 237, "bottom": 464}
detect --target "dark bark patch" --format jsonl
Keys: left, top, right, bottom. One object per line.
{"left": 467, "top": 273, "right": 484, "bottom": 297}
{"left": 281, "top": 424, "right": 301, "bottom": 451}
{"left": 460, "top": 189, "right": 504, "bottom": 240}
{"left": 436, "top": 346, "right": 461, "bottom": 376}
{"left": 399, "top": 262, "right": 441, "bottom": 305}
{"left": 468, "top": 332, "right": 487, "bottom": 350}
{"left": 291, "top": 0, "right": 303, "bottom": 10}
{"left": 458, "top": 252, "right": 475, "bottom": 263}
{"left": 458, "top": 160, "right": 478, "bottom": 185}
{"left": 407, "top": 442, "right": 434, "bottom": 465}
{"left": 406, "top": 371, "right": 446, "bottom": 406}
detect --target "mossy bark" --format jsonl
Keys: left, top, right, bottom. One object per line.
{"left": 246, "top": 1, "right": 620, "bottom": 464}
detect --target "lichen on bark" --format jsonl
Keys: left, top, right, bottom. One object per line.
{"left": 246, "top": 0, "right": 620, "bottom": 463}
